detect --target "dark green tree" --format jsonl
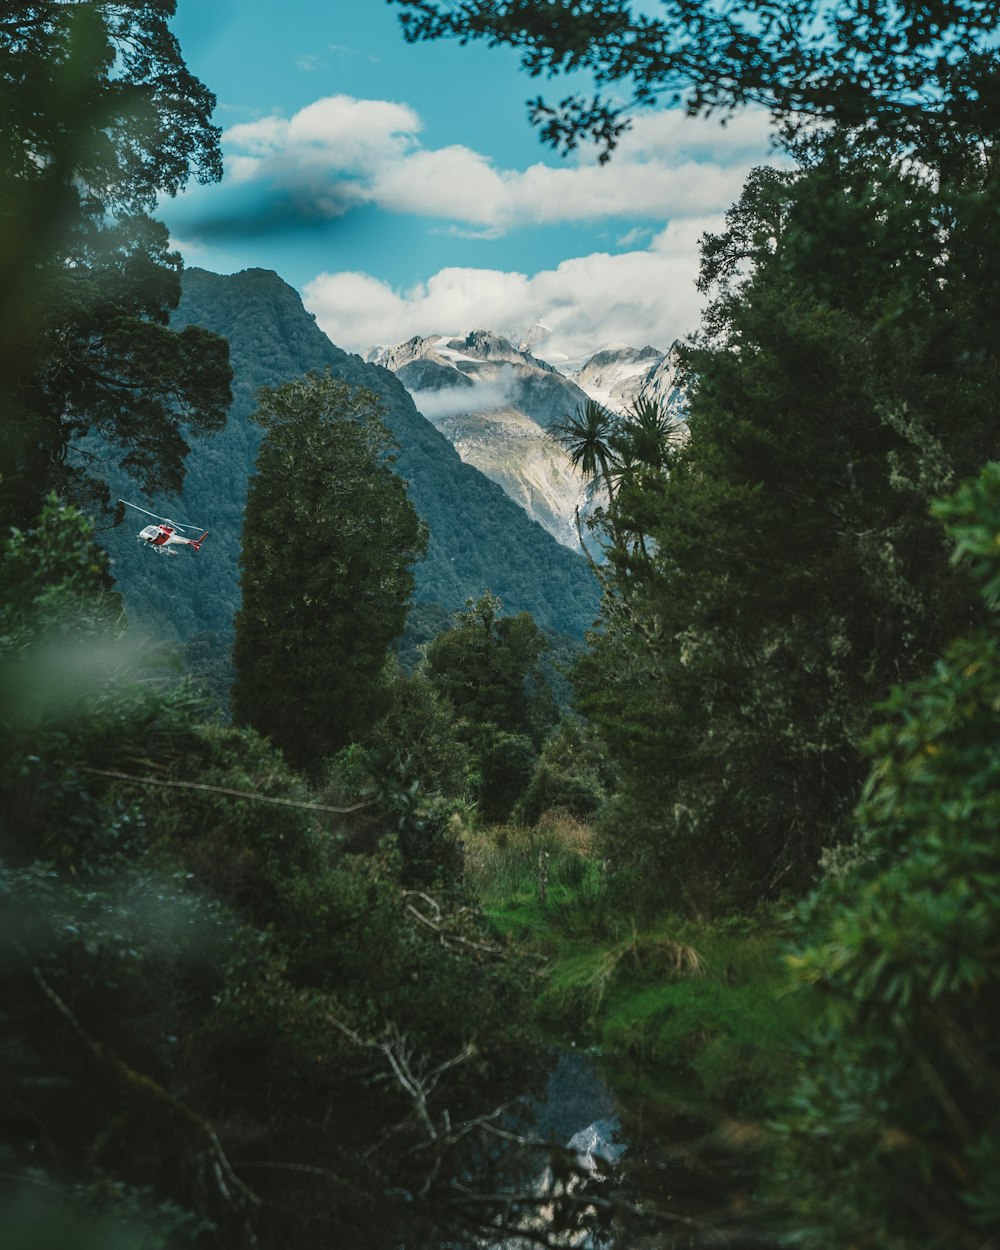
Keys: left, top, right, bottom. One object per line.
{"left": 423, "top": 590, "right": 557, "bottom": 747}
{"left": 232, "top": 372, "right": 427, "bottom": 775}
{"left": 0, "top": 2, "right": 231, "bottom": 527}
{"left": 363, "top": 669, "right": 472, "bottom": 799}
{"left": 774, "top": 462, "right": 1000, "bottom": 1248}
{"left": 423, "top": 591, "right": 558, "bottom": 819}
{"left": 575, "top": 149, "right": 999, "bottom": 905}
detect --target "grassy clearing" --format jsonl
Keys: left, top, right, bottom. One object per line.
{"left": 465, "top": 814, "right": 815, "bottom": 1121}
{"left": 465, "top": 815, "right": 818, "bottom": 1239}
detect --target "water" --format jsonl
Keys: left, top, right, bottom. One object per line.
{"left": 484, "top": 1050, "right": 626, "bottom": 1250}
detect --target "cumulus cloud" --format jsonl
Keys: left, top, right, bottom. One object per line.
{"left": 223, "top": 96, "right": 421, "bottom": 216}
{"left": 223, "top": 94, "right": 775, "bottom": 230}
{"left": 302, "top": 216, "right": 721, "bottom": 360}
{"left": 408, "top": 380, "right": 514, "bottom": 421}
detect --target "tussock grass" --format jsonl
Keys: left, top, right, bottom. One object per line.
{"left": 466, "top": 815, "right": 812, "bottom": 1123}
{"left": 463, "top": 811, "right": 608, "bottom": 941}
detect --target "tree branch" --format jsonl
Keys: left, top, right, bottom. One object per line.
{"left": 79, "top": 765, "right": 373, "bottom": 815}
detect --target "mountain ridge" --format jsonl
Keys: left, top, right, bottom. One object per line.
{"left": 367, "top": 328, "right": 687, "bottom": 548}
{"left": 98, "top": 269, "right": 600, "bottom": 686}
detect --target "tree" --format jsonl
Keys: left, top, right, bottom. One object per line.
{"left": 390, "top": 0, "right": 1000, "bottom": 164}
{"left": 551, "top": 399, "right": 618, "bottom": 493}
{"left": 423, "top": 591, "right": 559, "bottom": 819}
{"left": 0, "top": 2, "right": 231, "bottom": 528}
{"left": 774, "top": 462, "right": 1000, "bottom": 1248}
{"left": 424, "top": 591, "right": 557, "bottom": 746}
{"left": 574, "top": 149, "right": 999, "bottom": 905}
{"left": 363, "top": 669, "right": 472, "bottom": 800}
{"left": 232, "top": 372, "right": 428, "bottom": 775}
{"left": 552, "top": 395, "right": 683, "bottom": 568}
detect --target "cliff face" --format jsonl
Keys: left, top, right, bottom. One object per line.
{"left": 98, "top": 270, "right": 599, "bottom": 665}
{"left": 367, "top": 331, "right": 594, "bottom": 548}
{"left": 369, "top": 331, "right": 688, "bottom": 550}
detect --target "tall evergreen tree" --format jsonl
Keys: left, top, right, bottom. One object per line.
{"left": 232, "top": 372, "right": 427, "bottom": 775}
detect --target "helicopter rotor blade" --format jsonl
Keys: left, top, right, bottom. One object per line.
{"left": 163, "top": 519, "right": 205, "bottom": 533}
{"left": 119, "top": 500, "right": 205, "bottom": 532}
{"left": 119, "top": 499, "right": 165, "bottom": 522}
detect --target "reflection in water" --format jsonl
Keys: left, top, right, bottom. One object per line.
{"left": 489, "top": 1050, "right": 626, "bottom": 1250}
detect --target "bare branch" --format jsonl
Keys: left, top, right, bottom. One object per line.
{"left": 24, "top": 955, "right": 260, "bottom": 1221}
{"left": 79, "top": 765, "right": 373, "bottom": 815}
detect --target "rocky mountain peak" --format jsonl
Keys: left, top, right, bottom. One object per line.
{"left": 445, "top": 329, "right": 556, "bottom": 374}
{"left": 367, "top": 327, "right": 687, "bottom": 551}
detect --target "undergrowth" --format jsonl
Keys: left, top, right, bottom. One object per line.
{"left": 466, "top": 813, "right": 813, "bottom": 1120}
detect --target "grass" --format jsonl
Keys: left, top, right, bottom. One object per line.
{"left": 465, "top": 816, "right": 815, "bottom": 1121}
{"left": 464, "top": 816, "right": 819, "bottom": 1242}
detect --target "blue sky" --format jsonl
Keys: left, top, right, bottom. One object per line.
{"left": 165, "top": 0, "right": 779, "bottom": 361}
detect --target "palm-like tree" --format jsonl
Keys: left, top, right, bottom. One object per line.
{"left": 614, "top": 397, "right": 685, "bottom": 475}
{"left": 551, "top": 399, "right": 622, "bottom": 560}
{"left": 553, "top": 394, "right": 684, "bottom": 574}
{"left": 550, "top": 399, "right": 618, "bottom": 495}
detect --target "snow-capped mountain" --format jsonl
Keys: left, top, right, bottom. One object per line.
{"left": 366, "top": 330, "right": 687, "bottom": 550}
{"left": 366, "top": 331, "right": 594, "bottom": 548}
{"left": 558, "top": 343, "right": 686, "bottom": 418}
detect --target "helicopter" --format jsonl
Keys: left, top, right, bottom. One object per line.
{"left": 119, "top": 500, "right": 209, "bottom": 556}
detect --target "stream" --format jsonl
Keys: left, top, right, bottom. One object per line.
{"left": 498, "top": 1049, "right": 779, "bottom": 1250}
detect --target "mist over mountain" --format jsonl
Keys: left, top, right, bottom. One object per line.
{"left": 99, "top": 269, "right": 599, "bottom": 692}
{"left": 366, "top": 332, "right": 594, "bottom": 547}
{"left": 367, "top": 330, "right": 688, "bottom": 548}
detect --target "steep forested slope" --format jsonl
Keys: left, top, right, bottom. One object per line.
{"left": 99, "top": 268, "right": 599, "bottom": 666}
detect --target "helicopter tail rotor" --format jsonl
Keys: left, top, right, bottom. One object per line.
{"left": 191, "top": 532, "right": 209, "bottom": 551}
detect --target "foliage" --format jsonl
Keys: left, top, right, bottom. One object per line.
{"left": 773, "top": 462, "right": 1000, "bottom": 1249}
{"left": 552, "top": 395, "right": 684, "bottom": 565}
{"left": 0, "top": 495, "right": 555, "bottom": 1250}
{"left": 572, "top": 138, "right": 998, "bottom": 908}
{"left": 424, "top": 591, "right": 557, "bottom": 747}
{"left": 391, "top": 0, "right": 1000, "bottom": 163}
{"left": 231, "top": 371, "right": 427, "bottom": 775}
{"left": 1, "top": 492, "right": 122, "bottom": 637}
{"left": 476, "top": 730, "right": 538, "bottom": 825}
{"left": 515, "top": 715, "right": 615, "bottom": 826}
{"left": 362, "top": 668, "right": 472, "bottom": 800}
{"left": 0, "top": 1, "right": 231, "bottom": 528}
{"left": 423, "top": 591, "right": 559, "bottom": 820}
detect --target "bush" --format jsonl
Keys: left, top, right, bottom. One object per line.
{"left": 773, "top": 464, "right": 1000, "bottom": 1249}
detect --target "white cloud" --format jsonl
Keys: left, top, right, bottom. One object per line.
{"left": 236, "top": 95, "right": 780, "bottom": 359}
{"left": 302, "top": 216, "right": 721, "bottom": 361}
{"left": 408, "top": 380, "right": 513, "bottom": 421}
{"left": 223, "top": 93, "right": 776, "bottom": 230}
{"left": 222, "top": 96, "right": 422, "bottom": 214}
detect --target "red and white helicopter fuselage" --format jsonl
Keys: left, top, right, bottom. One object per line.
{"left": 137, "top": 523, "right": 209, "bottom": 555}
{"left": 121, "top": 500, "right": 209, "bottom": 557}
